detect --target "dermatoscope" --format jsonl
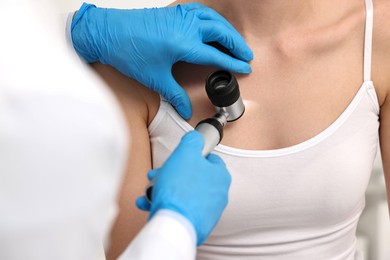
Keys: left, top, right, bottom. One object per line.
{"left": 145, "top": 70, "right": 244, "bottom": 203}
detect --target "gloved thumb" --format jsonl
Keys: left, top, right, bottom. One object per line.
{"left": 157, "top": 75, "right": 192, "bottom": 120}
{"left": 175, "top": 131, "right": 205, "bottom": 155}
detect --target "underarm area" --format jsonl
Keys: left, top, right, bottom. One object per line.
{"left": 90, "top": 63, "right": 156, "bottom": 260}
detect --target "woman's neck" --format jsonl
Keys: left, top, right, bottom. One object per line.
{"left": 203, "top": 0, "right": 356, "bottom": 38}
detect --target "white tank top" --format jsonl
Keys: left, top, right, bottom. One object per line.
{"left": 148, "top": 0, "right": 379, "bottom": 258}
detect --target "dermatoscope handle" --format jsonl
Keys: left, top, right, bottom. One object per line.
{"left": 195, "top": 113, "right": 226, "bottom": 156}
{"left": 196, "top": 124, "right": 222, "bottom": 156}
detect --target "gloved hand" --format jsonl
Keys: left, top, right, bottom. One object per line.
{"left": 136, "top": 131, "right": 231, "bottom": 246}
{"left": 71, "top": 2, "right": 253, "bottom": 119}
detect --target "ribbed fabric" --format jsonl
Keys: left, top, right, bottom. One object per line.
{"left": 148, "top": 0, "right": 379, "bottom": 258}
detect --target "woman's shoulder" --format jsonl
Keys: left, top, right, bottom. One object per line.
{"left": 169, "top": 0, "right": 207, "bottom": 6}
{"left": 372, "top": 0, "right": 390, "bottom": 105}
{"left": 373, "top": 0, "right": 390, "bottom": 45}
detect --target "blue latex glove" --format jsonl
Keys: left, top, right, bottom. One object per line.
{"left": 136, "top": 131, "right": 231, "bottom": 246}
{"left": 71, "top": 2, "right": 253, "bottom": 119}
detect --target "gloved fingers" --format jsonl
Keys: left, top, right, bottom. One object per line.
{"left": 199, "top": 21, "right": 253, "bottom": 62}
{"left": 194, "top": 7, "right": 237, "bottom": 36}
{"left": 157, "top": 75, "right": 193, "bottom": 119}
{"left": 183, "top": 44, "right": 251, "bottom": 74}
{"left": 136, "top": 196, "right": 151, "bottom": 211}
{"left": 147, "top": 169, "right": 159, "bottom": 181}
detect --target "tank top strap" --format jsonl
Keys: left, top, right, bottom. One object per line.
{"left": 364, "top": 0, "right": 374, "bottom": 82}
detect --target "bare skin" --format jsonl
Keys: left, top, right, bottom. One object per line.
{"left": 92, "top": 0, "right": 390, "bottom": 259}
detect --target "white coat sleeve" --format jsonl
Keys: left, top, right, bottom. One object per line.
{"left": 0, "top": 1, "right": 128, "bottom": 260}
{"left": 118, "top": 210, "right": 197, "bottom": 260}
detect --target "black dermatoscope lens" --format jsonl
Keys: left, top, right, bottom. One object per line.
{"left": 145, "top": 70, "right": 244, "bottom": 203}
{"left": 206, "top": 70, "right": 245, "bottom": 122}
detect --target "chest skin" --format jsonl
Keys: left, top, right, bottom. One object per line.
{"left": 167, "top": 7, "right": 370, "bottom": 151}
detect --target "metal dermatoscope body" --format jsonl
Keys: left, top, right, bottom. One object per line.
{"left": 145, "top": 70, "right": 244, "bottom": 203}
{"left": 196, "top": 70, "right": 245, "bottom": 156}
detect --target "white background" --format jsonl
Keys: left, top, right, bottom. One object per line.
{"left": 58, "top": 1, "right": 389, "bottom": 259}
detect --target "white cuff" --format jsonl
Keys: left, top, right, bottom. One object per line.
{"left": 152, "top": 209, "right": 197, "bottom": 247}
{"left": 65, "top": 12, "right": 76, "bottom": 53}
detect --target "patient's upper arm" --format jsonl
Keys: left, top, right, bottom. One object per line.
{"left": 90, "top": 63, "right": 160, "bottom": 260}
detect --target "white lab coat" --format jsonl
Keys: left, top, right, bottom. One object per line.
{"left": 0, "top": 1, "right": 196, "bottom": 259}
